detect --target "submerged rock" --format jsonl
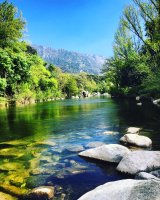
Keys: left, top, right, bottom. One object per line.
{"left": 0, "top": 184, "right": 28, "bottom": 197}
{"left": 66, "top": 145, "right": 84, "bottom": 152}
{"left": 117, "top": 151, "right": 160, "bottom": 175}
{"left": 102, "top": 131, "right": 118, "bottom": 135}
{"left": 34, "top": 141, "right": 56, "bottom": 147}
{"left": 78, "top": 179, "right": 160, "bottom": 200}
{"left": 127, "top": 127, "right": 141, "bottom": 134}
{"left": 120, "top": 134, "right": 152, "bottom": 148}
{"left": 86, "top": 142, "right": 106, "bottom": 148}
{"left": 0, "top": 192, "right": 17, "bottom": 200}
{"left": 27, "top": 186, "right": 55, "bottom": 200}
{"left": 0, "top": 148, "right": 24, "bottom": 158}
{"left": 79, "top": 144, "right": 130, "bottom": 163}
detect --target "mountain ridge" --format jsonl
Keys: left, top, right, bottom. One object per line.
{"left": 33, "top": 45, "right": 105, "bottom": 74}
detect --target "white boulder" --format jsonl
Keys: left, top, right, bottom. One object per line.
{"left": 127, "top": 127, "right": 141, "bottom": 134}
{"left": 117, "top": 151, "right": 160, "bottom": 174}
{"left": 79, "top": 144, "right": 130, "bottom": 163}
{"left": 120, "top": 134, "right": 152, "bottom": 147}
{"left": 78, "top": 179, "right": 160, "bottom": 200}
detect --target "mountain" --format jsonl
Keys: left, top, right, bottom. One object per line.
{"left": 33, "top": 45, "right": 105, "bottom": 74}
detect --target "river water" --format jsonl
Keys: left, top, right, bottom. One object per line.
{"left": 0, "top": 97, "right": 160, "bottom": 199}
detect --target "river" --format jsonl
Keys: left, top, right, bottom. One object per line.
{"left": 0, "top": 97, "right": 160, "bottom": 199}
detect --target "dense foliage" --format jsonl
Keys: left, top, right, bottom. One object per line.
{"left": 0, "top": 1, "right": 107, "bottom": 104}
{"left": 103, "top": 0, "right": 160, "bottom": 98}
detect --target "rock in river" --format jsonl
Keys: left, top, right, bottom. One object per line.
{"left": 135, "top": 172, "right": 159, "bottom": 181}
{"left": 120, "top": 134, "right": 152, "bottom": 148}
{"left": 79, "top": 144, "right": 130, "bottom": 163}
{"left": 127, "top": 127, "right": 141, "bottom": 134}
{"left": 66, "top": 145, "right": 84, "bottom": 152}
{"left": 86, "top": 142, "right": 106, "bottom": 148}
{"left": 27, "top": 186, "right": 55, "bottom": 200}
{"left": 78, "top": 179, "right": 160, "bottom": 200}
{"left": 117, "top": 151, "right": 160, "bottom": 175}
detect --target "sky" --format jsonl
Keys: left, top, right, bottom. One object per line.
{"left": 3, "top": 0, "right": 132, "bottom": 57}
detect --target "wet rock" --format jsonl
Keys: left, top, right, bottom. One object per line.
{"left": 0, "top": 139, "right": 28, "bottom": 147}
{"left": 120, "top": 134, "right": 152, "bottom": 148}
{"left": 30, "top": 168, "right": 54, "bottom": 176}
{"left": 26, "top": 175, "right": 49, "bottom": 189}
{"left": 79, "top": 144, "right": 130, "bottom": 163}
{"left": 0, "top": 162, "right": 24, "bottom": 172}
{"left": 0, "top": 184, "right": 28, "bottom": 197}
{"left": 150, "top": 169, "right": 160, "bottom": 178}
{"left": 103, "top": 131, "right": 118, "bottom": 135}
{"left": 117, "top": 151, "right": 160, "bottom": 175}
{"left": 0, "top": 192, "right": 17, "bottom": 200}
{"left": 9, "top": 175, "right": 25, "bottom": 187}
{"left": 135, "top": 172, "right": 159, "bottom": 181}
{"left": 78, "top": 179, "right": 160, "bottom": 200}
{"left": 0, "top": 148, "right": 24, "bottom": 158}
{"left": 27, "top": 186, "right": 55, "bottom": 200}
{"left": 127, "top": 127, "right": 141, "bottom": 134}
{"left": 86, "top": 142, "right": 106, "bottom": 148}
{"left": 66, "top": 145, "right": 84, "bottom": 152}
{"left": 34, "top": 141, "right": 56, "bottom": 147}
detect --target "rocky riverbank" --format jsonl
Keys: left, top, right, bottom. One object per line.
{"left": 78, "top": 127, "right": 160, "bottom": 200}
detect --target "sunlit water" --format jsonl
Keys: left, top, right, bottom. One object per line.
{"left": 0, "top": 97, "right": 160, "bottom": 199}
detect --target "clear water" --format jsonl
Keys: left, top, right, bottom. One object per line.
{"left": 0, "top": 97, "right": 159, "bottom": 199}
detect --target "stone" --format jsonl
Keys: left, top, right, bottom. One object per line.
{"left": 103, "top": 131, "right": 118, "bottom": 135}
{"left": 153, "top": 99, "right": 160, "bottom": 105}
{"left": 117, "top": 151, "right": 160, "bottom": 175}
{"left": 79, "top": 144, "right": 130, "bottom": 163}
{"left": 78, "top": 179, "right": 160, "bottom": 200}
{"left": 0, "top": 148, "right": 24, "bottom": 158}
{"left": 120, "top": 134, "right": 152, "bottom": 148}
{"left": 27, "top": 186, "right": 55, "bottom": 200}
{"left": 34, "top": 141, "right": 56, "bottom": 147}
{"left": 0, "top": 192, "right": 17, "bottom": 200}
{"left": 127, "top": 127, "right": 141, "bottom": 134}
{"left": 0, "top": 184, "right": 28, "bottom": 197}
{"left": 135, "top": 172, "right": 159, "bottom": 181}
{"left": 150, "top": 169, "right": 160, "bottom": 178}
{"left": 86, "top": 142, "right": 106, "bottom": 148}
{"left": 66, "top": 145, "right": 84, "bottom": 152}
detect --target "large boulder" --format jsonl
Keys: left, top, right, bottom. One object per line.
{"left": 127, "top": 127, "right": 141, "bottom": 134}
{"left": 120, "top": 134, "right": 152, "bottom": 148}
{"left": 117, "top": 151, "right": 160, "bottom": 174}
{"left": 78, "top": 179, "right": 160, "bottom": 200}
{"left": 79, "top": 144, "right": 130, "bottom": 163}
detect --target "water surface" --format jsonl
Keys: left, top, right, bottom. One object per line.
{"left": 0, "top": 97, "right": 160, "bottom": 199}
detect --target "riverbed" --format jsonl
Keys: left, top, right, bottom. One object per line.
{"left": 0, "top": 97, "right": 160, "bottom": 199}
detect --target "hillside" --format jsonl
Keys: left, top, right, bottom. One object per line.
{"left": 33, "top": 45, "right": 105, "bottom": 74}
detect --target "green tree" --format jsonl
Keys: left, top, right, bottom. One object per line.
{"left": 0, "top": 0, "right": 25, "bottom": 48}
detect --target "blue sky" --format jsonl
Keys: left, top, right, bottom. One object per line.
{"left": 4, "top": 0, "right": 131, "bottom": 57}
